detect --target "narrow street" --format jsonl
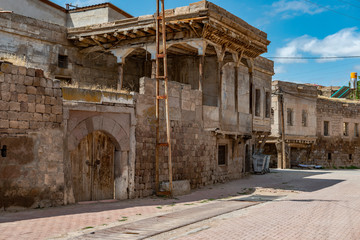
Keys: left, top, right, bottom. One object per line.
{"left": 1, "top": 169, "right": 360, "bottom": 240}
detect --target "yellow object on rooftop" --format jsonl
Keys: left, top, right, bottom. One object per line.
{"left": 351, "top": 72, "right": 357, "bottom": 79}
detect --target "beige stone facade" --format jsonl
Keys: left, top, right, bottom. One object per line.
{"left": 0, "top": 1, "right": 273, "bottom": 209}
{"left": 266, "top": 81, "right": 360, "bottom": 169}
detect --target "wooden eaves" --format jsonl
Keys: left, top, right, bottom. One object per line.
{"left": 67, "top": 1, "right": 271, "bottom": 58}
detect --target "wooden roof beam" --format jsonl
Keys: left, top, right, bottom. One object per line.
{"left": 122, "top": 30, "right": 137, "bottom": 38}
{"left": 113, "top": 32, "right": 127, "bottom": 40}
{"left": 91, "top": 35, "right": 108, "bottom": 43}
{"left": 104, "top": 33, "right": 117, "bottom": 42}
{"left": 79, "top": 37, "right": 95, "bottom": 45}
{"left": 143, "top": 27, "right": 156, "bottom": 35}
{"left": 167, "top": 23, "right": 183, "bottom": 31}
{"left": 133, "top": 29, "right": 147, "bottom": 37}
{"left": 73, "top": 41, "right": 90, "bottom": 48}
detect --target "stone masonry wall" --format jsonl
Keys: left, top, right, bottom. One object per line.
{"left": 311, "top": 98, "right": 360, "bottom": 168}
{"left": 0, "top": 12, "right": 118, "bottom": 90}
{"left": 0, "top": 62, "right": 64, "bottom": 210}
{"left": 134, "top": 77, "right": 244, "bottom": 198}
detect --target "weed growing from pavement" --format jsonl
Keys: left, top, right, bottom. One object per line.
{"left": 136, "top": 213, "right": 142, "bottom": 215}
{"left": 156, "top": 206, "right": 163, "bottom": 209}
{"left": 82, "top": 226, "right": 94, "bottom": 230}
{"left": 118, "top": 217, "right": 128, "bottom": 222}
{"left": 184, "top": 203, "right": 195, "bottom": 206}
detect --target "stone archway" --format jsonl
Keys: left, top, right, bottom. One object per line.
{"left": 66, "top": 115, "right": 131, "bottom": 203}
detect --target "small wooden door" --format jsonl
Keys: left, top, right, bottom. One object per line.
{"left": 71, "top": 131, "right": 115, "bottom": 202}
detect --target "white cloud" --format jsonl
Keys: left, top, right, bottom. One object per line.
{"left": 274, "top": 65, "right": 286, "bottom": 74}
{"left": 275, "top": 27, "right": 360, "bottom": 64}
{"left": 355, "top": 65, "right": 360, "bottom": 71}
{"left": 71, "top": 0, "right": 104, "bottom": 8}
{"left": 271, "top": 0, "right": 325, "bottom": 18}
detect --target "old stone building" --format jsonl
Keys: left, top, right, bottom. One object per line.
{"left": 266, "top": 81, "right": 317, "bottom": 168}
{"left": 313, "top": 97, "right": 360, "bottom": 167}
{"left": 266, "top": 81, "right": 360, "bottom": 169}
{"left": 0, "top": 0, "right": 273, "bottom": 209}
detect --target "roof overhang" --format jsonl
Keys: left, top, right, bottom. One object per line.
{"left": 67, "top": 1, "right": 270, "bottom": 59}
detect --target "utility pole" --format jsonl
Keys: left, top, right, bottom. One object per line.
{"left": 155, "top": 0, "right": 173, "bottom": 196}
{"left": 279, "top": 93, "right": 286, "bottom": 169}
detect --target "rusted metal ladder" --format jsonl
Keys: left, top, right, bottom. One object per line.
{"left": 155, "top": 0, "right": 173, "bottom": 196}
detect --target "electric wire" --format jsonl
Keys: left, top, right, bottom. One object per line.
{"left": 274, "top": 59, "right": 359, "bottom": 79}
{"left": 336, "top": 0, "right": 360, "bottom": 9}
{"left": 268, "top": 56, "right": 360, "bottom": 59}
{"left": 302, "top": 0, "right": 360, "bottom": 21}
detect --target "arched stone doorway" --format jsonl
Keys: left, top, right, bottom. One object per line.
{"left": 70, "top": 130, "right": 115, "bottom": 202}
{"left": 64, "top": 112, "right": 135, "bottom": 204}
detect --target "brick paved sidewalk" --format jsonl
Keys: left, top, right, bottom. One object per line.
{"left": 152, "top": 170, "right": 360, "bottom": 240}
{"left": 0, "top": 169, "right": 341, "bottom": 240}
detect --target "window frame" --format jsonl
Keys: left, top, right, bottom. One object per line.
{"left": 218, "top": 144, "right": 227, "bottom": 166}
{"left": 265, "top": 91, "right": 270, "bottom": 118}
{"left": 302, "top": 110, "right": 307, "bottom": 127}
{"left": 343, "top": 122, "right": 349, "bottom": 136}
{"left": 355, "top": 123, "right": 359, "bottom": 137}
{"left": 287, "top": 108, "right": 293, "bottom": 126}
{"left": 58, "top": 54, "right": 69, "bottom": 69}
{"left": 324, "top": 121, "right": 330, "bottom": 136}
{"left": 255, "top": 89, "right": 261, "bottom": 117}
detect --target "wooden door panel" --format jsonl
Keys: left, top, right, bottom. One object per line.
{"left": 92, "top": 131, "right": 115, "bottom": 201}
{"left": 71, "top": 131, "right": 115, "bottom": 202}
{"left": 71, "top": 134, "right": 92, "bottom": 202}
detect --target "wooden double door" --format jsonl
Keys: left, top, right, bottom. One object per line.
{"left": 71, "top": 131, "right": 115, "bottom": 202}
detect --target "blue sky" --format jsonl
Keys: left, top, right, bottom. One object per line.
{"left": 53, "top": 0, "right": 360, "bottom": 87}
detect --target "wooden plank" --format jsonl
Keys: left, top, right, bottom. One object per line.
{"left": 143, "top": 27, "right": 156, "bottom": 35}
{"left": 70, "top": 133, "right": 93, "bottom": 202}
{"left": 91, "top": 35, "right": 108, "bottom": 43}
{"left": 123, "top": 30, "right": 137, "bottom": 38}
{"left": 92, "top": 131, "right": 115, "bottom": 201}
{"left": 113, "top": 32, "right": 127, "bottom": 40}
{"left": 79, "top": 37, "right": 95, "bottom": 45}
{"left": 104, "top": 33, "right": 117, "bottom": 42}
{"left": 133, "top": 29, "right": 146, "bottom": 37}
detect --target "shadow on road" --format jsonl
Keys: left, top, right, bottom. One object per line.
{"left": 0, "top": 169, "right": 348, "bottom": 224}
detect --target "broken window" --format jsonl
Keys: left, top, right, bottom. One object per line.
{"left": 302, "top": 110, "right": 307, "bottom": 127}
{"left": 255, "top": 89, "right": 261, "bottom": 117}
{"left": 58, "top": 55, "right": 68, "bottom": 69}
{"left": 343, "top": 122, "right": 349, "bottom": 136}
{"left": 355, "top": 123, "right": 359, "bottom": 137}
{"left": 287, "top": 108, "right": 293, "bottom": 126}
{"left": 265, "top": 92, "right": 270, "bottom": 118}
{"left": 218, "top": 145, "right": 227, "bottom": 165}
{"left": 324, "top": 121, "right": 329, "bottom": 136}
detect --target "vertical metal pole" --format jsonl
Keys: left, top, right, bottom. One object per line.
{"left": 155, "top": 0, "right": 172, "bottom": 195}
{"left": 155, "top": 0, "right": 160, "bottom": 193}
{"left": 161, "top": 0, "right": 173, "bottom": 195}
{"left": 279, "top": 94, "right": 286, "bottom": 169}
